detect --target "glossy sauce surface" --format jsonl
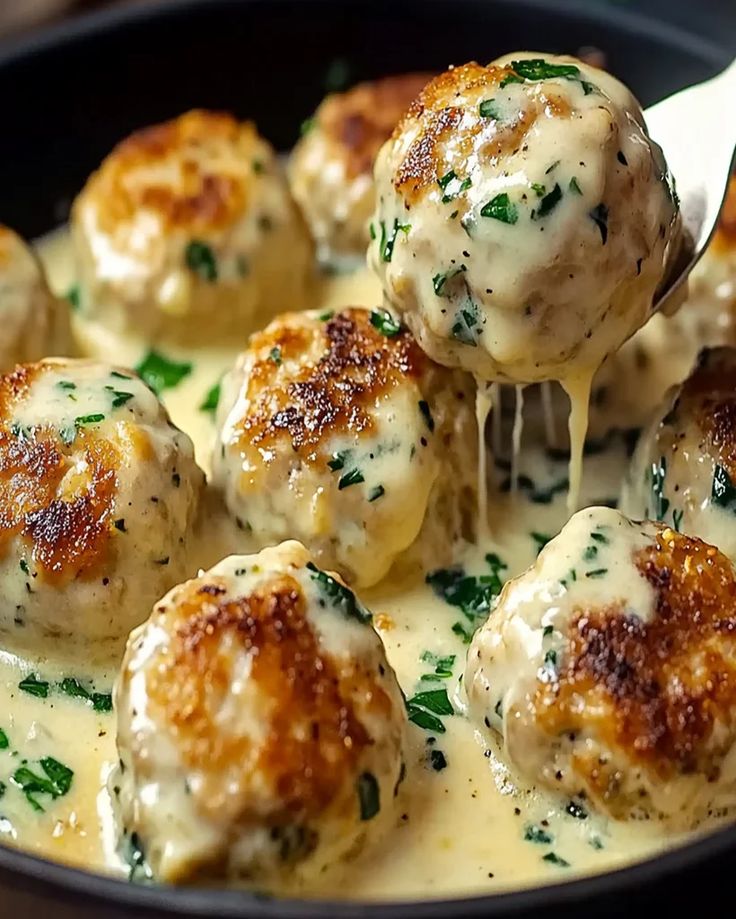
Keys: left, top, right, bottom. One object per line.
{"left": 1, "top": 225, "right": 730, "bottom": 901}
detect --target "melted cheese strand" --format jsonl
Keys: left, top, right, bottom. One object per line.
{"left": 562, "top": 370, "right": 594, "bottom": 515}
{"left": 511, "top": 385, "right": 525, "bottom": 497}
{"left": 475, "top": 381, "right": 494, "bottom": 541}
{"left": 541, "top": 381, "right": 557, "bottom": 449}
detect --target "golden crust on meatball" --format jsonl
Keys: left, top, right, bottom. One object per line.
{"left": 72, "top": 110, "right": 315, "bottom": 344}
{"left": 213, "top": 307, "right": 478, "bottom": 587}
{"left": 536, "top": 526, "right": 736, "bottom": 799}
{"left": 289, "top": 74, "right": 431, "bottom": 257}
{"left": 113, "top": 542, "right": 406, "bottom": 884}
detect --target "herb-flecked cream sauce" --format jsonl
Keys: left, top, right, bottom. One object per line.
{"left": 0, "top": 229, "right": 707, "bottom": 901}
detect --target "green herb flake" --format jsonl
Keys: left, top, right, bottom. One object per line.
{"left": 338, "top": 468, "right": 364, "bottom": 490}
{"left": 437, "top": 169, "right": 472, "bottom": 203}
{"left": 428, "top": 554, "right": 507, "bottom": 644}
{"left": 57, "top": 380, "right": 76, "bottom": 391}
{"left": 19, "top": 674, "right": 49, "bottom": 699}
{"left": 590, "top": 531, "right": 609, "bottom": 544}
{"left": 712, "top": 464, "right": 736, "bottom": 511}
{"left": 319, "top": 309, "right": 335, "bottom": 322}
{"left": 525, "top": 824, "right": 553, "bottom": 844}
{"left": 590, "top": 203, "right": 609, "bottom": 244}
{"left": 480, "top": 192, "right": 518, "bottom": 225}
{"left": 500, "top": 72, "right": 524, "bottom": 89}
{"left": 585, "top": 568, "right": 608, "bottom": 579}
{"left": 357, "top": 772, "right": 380, "bottom": 821}
{"left": 135, "top": 350, "right": 193, "bottom": 395}
{"left": 185, "top": 240, "right": 218, "bottom": 282}
{"left": 569, "top": 176, "right": 583, "bottom": 195}
{"left": 269, "top": 346, "right": 282, "bottom": 366}
{"left": 536, "top": 183, "right": 562, "bottom": 218}
{"left": 650, "top": 456, "right": 670, "bottom": 520}
{"left": 378, "top": 219, "right": 410, "bottom": 262}
{"left": 451, "top": 298, "right": 481, "bottom": 347}
{"left": 300, "top": 115, "right": 316, "bottom": 136}
{"left": 75, "top": 413, "right": 105, "bottom": 428}
{"left": 531, "top": 182, "right": 546, "bottom": 198}
{"left": 565, "top": 800, "right": 588, "bottom": 820}
{"left": 542, "top": 625, "right": 554, "bottom": 638}
{"left": 432, "top": 264, "right": 466, "bottom": 296}
{"left": 583, "top": 545, "right": 598, "bottom": 561}
{"left": 92, "top": 693, "right": 113, "bottom": 713}
{"left": 479, "top": 98, "right": 502, "bottom": 119}
{"left": 0, "top": 728, "right": 8, "bottom": 750}
{"left": 327, "top": 451, "right": 347, "bottom": 472}
{"left": 370, "top": 308, "right": 401, "bottom": 337}
{"left": 66, "top": 285, "right": 81, "bottom": 311}
{"left": 199, "top": 381, "right": 221, "bottom": 415}
{"left": 430, "top": 749, "right": 448, "bottom": 771}
{"left": 59, "top": 677, "right": 90, "bottom": 701}
{"left": 543, "top": 851, "right": 570, "bottom": 868}
{"left": 12, "top": 757, "right": 73, "bottom": 812}
{"left": 511, "top": 59, "right": 581, "bottom": 82}
{"left": 418, "top": 400, "right": 435, "bottom": 432}
{"left": 368, "top": 485, "right": 385, "bottom": 502}
{"left": 306, "top": 561, "right": 371, "bottom": 624}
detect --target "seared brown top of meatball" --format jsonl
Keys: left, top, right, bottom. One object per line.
{"left": 535, "top": 525, "right": 736, "bottom": 786}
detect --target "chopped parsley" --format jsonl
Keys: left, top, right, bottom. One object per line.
{"left": 510, "top": 59, "right": 581, "bottom": 82}
{"left": 58, "top": 677, "right": 113, "bottom": 713}
{"left": 306, "top": 561, "right": 371, "bottom": 624}
{"left": 0, "top": 728, "right": 8, "bottom": 750}
{"left": 418, "top": 400, "right": 435, "bottom": 432}
{"left": 405, "top": 688, "right": 454, "bottom": 734}
{"left": 536, "top": 183, "right": 562, "bottom": 218}
{"left": 66, "top": 285, "right": 81, "bottom": 311}
{"left": 712, "top": 464, "right": 736, "bottom": 511}
{"left": 370, "top": 308, "right": 401, "bottom": 337}
{"left": 12, "top": 757, "right": 73, "bottom": 812}
{"left": 531, "top": 182, "right": 546, "bottom": 197}
{"left": 327, "top": 451, "right": 347, "bottom": 472}
{"left": 427, "top": 553, "right": 507, "bottom": 643}
{"left": 480, "top": 192, "right": 518, "bottom": 225}
{"left": 357, "top": 772, "right": 380, "bottom": 821}
{"left": 525, "top": 824, "right": 553, "bottom": 844}
{"left": 437, "top": 169, "right": 472, "bottom": 203}
{"left": 543, "top": 851, "right": 570, "bottom": 868}
{"left": 378, "top": 218, "right": 410, "bottom": 262}
{"left": 368, "top": 485, "right": 385, "bottom": 502}
{"left": 126, "top": 832, "right": 154, "bottom": 883}
{"left": 109, "top": 390, "right": 134, "bottom": 409}
{"left": 451, "top": 298, "right": 481, "bottom": 347}
{"left": 338, "top": 468, "right": 364, "bottom": 490}
{"left": 479, "top": 98, "right": 502, "bottom": 119}
{"left": 429, "top": 749, "right": 448, "bottom": 771}
{"left": 589, "top": 203, "right": 609, "bottom": 244}
{"left": 569, "top": 176, "right": 583, "bottom": 195}
{"left": 419, "top": 651, "right": 455, "bottom": 680}
{"left": 590, "top": 531, "right": 609, "bottom": 544}
{"left": 19, "top": 674, "right": 49, "bottom": 698}
{"left": 585, "top": 568, "right": 608, "bottom": 579}
{"left": 500, "top": 71, "right": 524, "bottom": 88}
{"left": 269, "top": 346, "right": 282, "bottom": 366}
{"left": 319, "top": 309, "right": 335, "bottom": 322}
{"left": 432, "top": 265, "right": 466, "bottom": 296}
{"left": 672, "top": 507, "right": 684, "bottom": 532}
{"left": 300, "top": 115, "right": 316, "bottom": 136}
{"left": 185, "top": 240, "right": 218, "bottom": 282}
{"left": 199, "top": 381, "right": 221, "bottom": 414}
{"left": 649, "top": 456, "right": 670, "bottom": 521}
{"left": 583, "top": 545, "right": 598, "bottom": 561}
{"left": 75, "top": 413, "right": 105, "bottom": 427}
{"left": 57, "top": 380, "right": 76, "bottom": 391}
{"left": 565, "top": 800, "right": 588, "bottom": 820}
{"left": 135, "top": 350, "right": 193, "bottom": 395}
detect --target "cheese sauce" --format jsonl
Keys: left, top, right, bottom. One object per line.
{"left": 0, "top": 229, "right": 715, "bottom": 901}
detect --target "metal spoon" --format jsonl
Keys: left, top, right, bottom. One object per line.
{"left": 645, "top": 58, "right": 736, "bottom": 313}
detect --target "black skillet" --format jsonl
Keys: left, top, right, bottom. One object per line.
{"left": 0, "top": 0, "right": 733, "bottom": 915}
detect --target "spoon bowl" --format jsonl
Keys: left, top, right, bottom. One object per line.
{"left": 645, "top": 58, "right": 736, "bottom": 312}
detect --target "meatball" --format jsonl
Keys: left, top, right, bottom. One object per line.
{"left": 0, "top": 358, "right": 204, "bottom": 646}
{"left": 71, "top": 110, "right": 315, "bottom": 345}
{"left": 0, "top": 225, "right": 72, "bottom": 370}
{"left": 369, "top": 53, "right": 679, "bottom": 385}
{"left": 212, "top": 306, "right": 477, "bottom": 588}
{"left": 466, "top": 506, "right": 736, "bottom": 826}
{"left": 621, "top": 347, "right": 736, "bottom": 560}
{"left": 113, "top": 540, "right": 406, "bottom": 885}
{"left": 289, "top": 74, "right": 431, "bottom": 260}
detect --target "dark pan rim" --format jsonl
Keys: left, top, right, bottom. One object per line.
{"left": 0, "top": 0, "right": 733, "bottom": 913}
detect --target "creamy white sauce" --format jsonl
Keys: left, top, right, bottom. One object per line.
{"left": 0, "top": 228, "right": 713, "bottom": 901}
